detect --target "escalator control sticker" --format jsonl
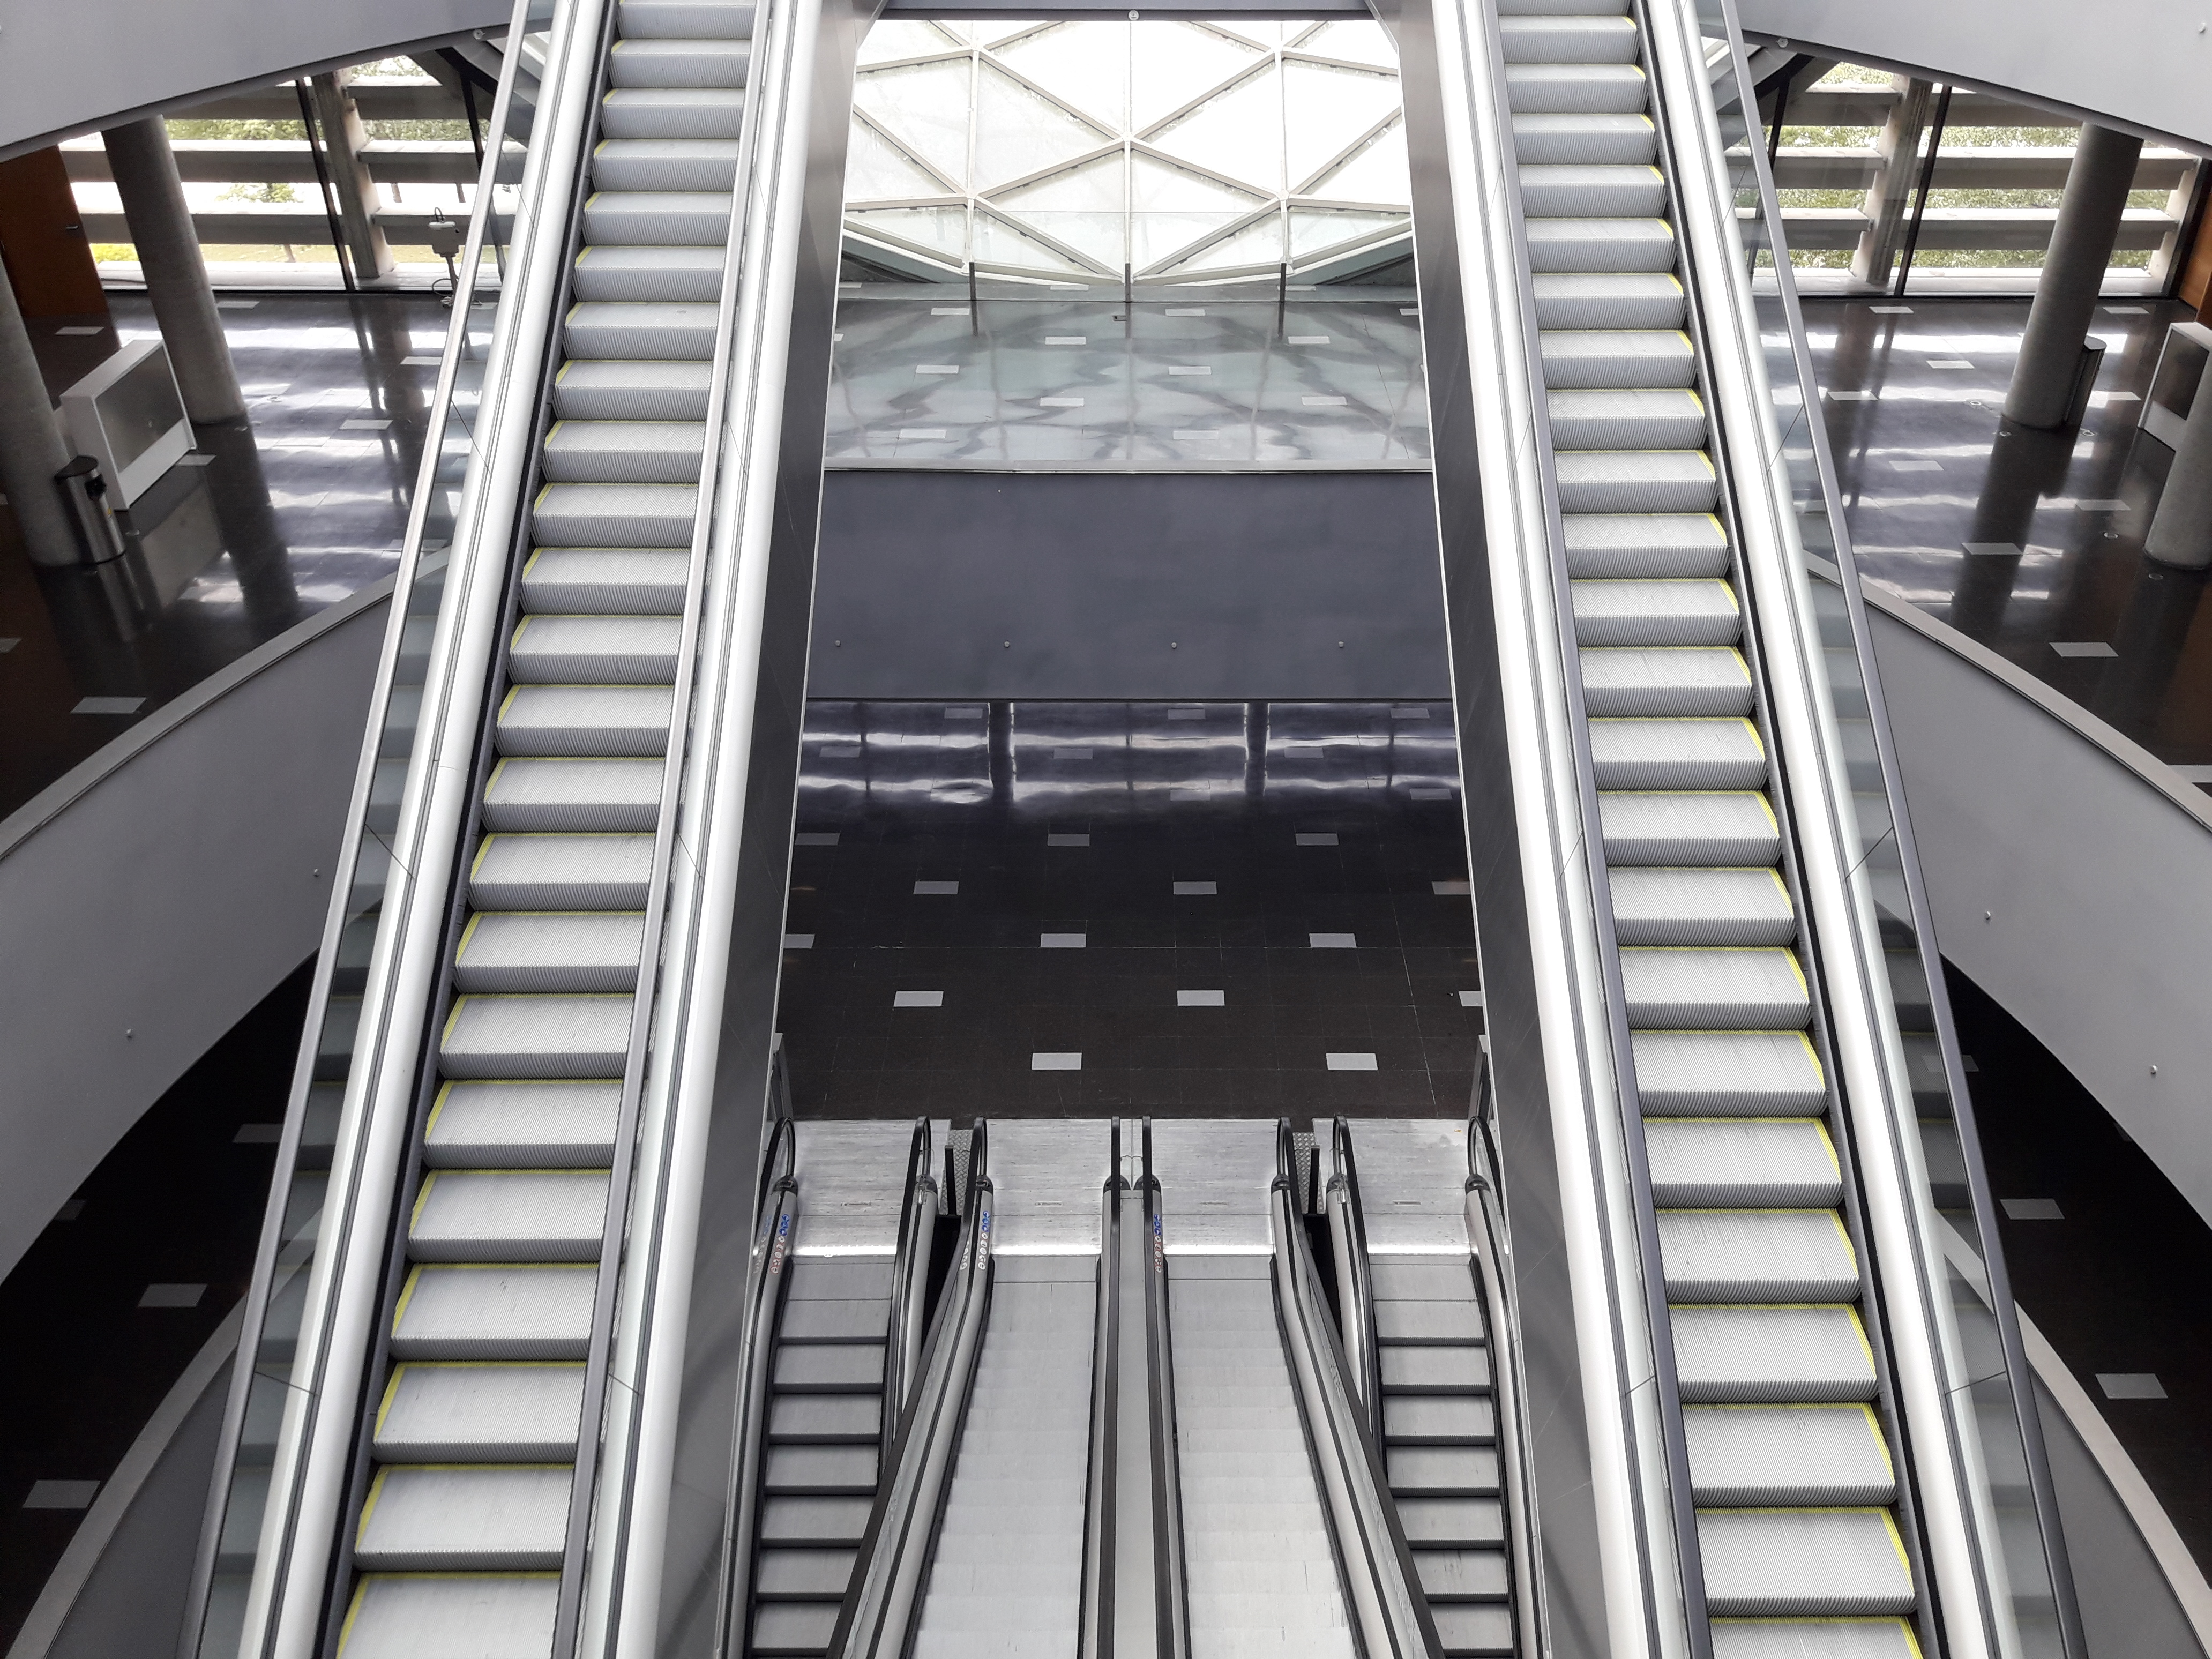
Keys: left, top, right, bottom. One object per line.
{"left": 767, "top": 1214, "right": 790, "bottom": 1277}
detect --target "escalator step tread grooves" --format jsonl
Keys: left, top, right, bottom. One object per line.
{"left": 1497, "top": 0, "right": 1919, "bottom": 1642}
{"left": 339, "top": 5, "right": 751, "bottom": 1654}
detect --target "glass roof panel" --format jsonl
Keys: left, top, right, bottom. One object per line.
{"left": 1129, "top": 22, "right": 1265, "bottom": 133}
{"left": 1302, "top": 117, "right": 1410, "bottom": 205}
{"left": 847, "top": 118, "right": 958, "bottom": 203}
{"left": 1297, "top": 20, "right": 1400, "bottom": 69}
{"left": 856, "top": 20, "right": 963, "bottom": 65}
{"left": 1288, "top": 206, "right": 1404, "bottom": 258}
{"left": 996, "top": 155, "right": 1128, "bottom": 268}
{"left": 1146, "top": 62, "right": 1283, "bottom": 193}
{"left": 848, "top": 204, "right": 970, "bottom": 261}
{"left": 1282, "top": 61, "right": 1403, "bottom": 193}
{"left": 974, "top": 209, "right": 1100, "bottom": 274}
{"left": 974, "top": 61, "right": 1115, "bottom": 191}
{"left": 1164, "top": 212, "right": 1284, "bottom": 274}
{"left": 855, "top": 58, "right": 975, "bottom": 190}
{"left": 992, "top": 23, "right": 1130, "bottom": 129}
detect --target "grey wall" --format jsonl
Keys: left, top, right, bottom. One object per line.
{"left": 1737, "top": 0, "right": 2212, "bottom": 151}
{"left": 807, "top": 470, "right": 1450, "bottom": 701}
{"left": 0, "top": 589, "right": 386, "bottom": 1283}
{"left": 0, "top": 0, "right": 511, "bottom": 160}
{"left": 1867, "top": 595, "right": 2212, "bottom": 1231}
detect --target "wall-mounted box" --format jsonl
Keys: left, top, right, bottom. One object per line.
{"left": 58, "top": 335, "right": 192, "bottom": 507}
{"left": 2141, "top": 321, "right": 2212, "bottom": 450}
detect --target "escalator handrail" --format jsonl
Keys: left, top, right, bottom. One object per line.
{"left": 828, "top": 1124, "right": 993, "bottom": 1659}
{"left": 1465, "top": 1101, "right": 1546, "bottom": 1659}
{"left": 1139, "top": 1119, "right": 1192, "bottom": 1659}
{"left": 1078, "top": 1120, "right": 1123, "bottom": 1659}
{"left": 1325, "top": 1118, "right": 1382, "bottom": 1433}
{"left": 882, "top": 1117, "right": 940, "bottom": 1419}
{"left": 710, "top": 1175, "right": 801, "bottom": 1658}
{"left": 1269, "top": 1122, "right": 1440, "bottom": 1659}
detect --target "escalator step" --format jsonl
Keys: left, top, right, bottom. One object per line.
{"left": 408, "top": 1169, "right": 611, "bottom": 1262}
{"left": 764, "top": 1444, "right": 880, "bottom": 1494}
{"left": 533, "top": 481, "right": 701, "bottom": 547}
{"left": 787, "top": 1257, "right": 896, "bottom": 1299}
{"left": 773, "top": 1344, "right": 886, "bottom": 1392}
{"left": 1534, "top": 272, "right": 1684, "bottom": 330}
{"left": 1520, "top": 162, "right": 1665, "bottom": 216}
{"left": 1433, "top": 1604, "right": 1516, "bottom": 1658}
{"left": 1607, "top": 866, "right": 1792, "bottom": 947}
{"left": 617, "top": 0, "right": 757, "bottom": 40}
{"left": 582, "top": 190, "right": 733, "bottom": 248}
{"left": 1564, "top": 511, "right": 1727, "bottom": 578}
{"left": 1396, "top": 1497, "right": 1505, "bottom": 1548}
{"left": 1412, "top": 1548, "right": 1509, "bottom": 1601}
{"left": 440, "top": 992, "right": 634, "bottom": 1077}
{"left": 470, "top": 833, "right": 656, "bottom": 910}
{"left": 424, "top": 1079, "right": 623, "bottom": 1168}
{"left": 767, "top": 1394, "right": 885, "bottom": 1443}
{"left": 1386, "top": 1446, "right": 1500, "bottom": 1496}
{"left": 1558, "top": 451, "right": 1716, "bottom": 516}
{"left": 340, "top": 1576, "right": 557, "bottom": 1659}
{"left": 1550, "top": 388, "right": 1706, "bottom": 452}
{"left": 1512, "top": 111, "right": 1654, "bottom": 165}
{"left": 373, "top": 1362, "right": 586, "bottom": 1461}
{"left": 1379, "top": 1345, "right": 1492, "bottom": 1394}
{"left": 1671, "top": 1305, "right": 1878, "bottom": 1403}
{"left": 751, "top": 1601, "right": 840, "bottom": 1657}
{"left": 543, "top": 420, "right": 708, "bottom": 484}
{"left": 1696, "top": 1509, "right": 1915, "bottom": 1616}
{"left": 1589, "top": 718, "right": 1766, "bottom": 790}
{"left": 593, "top": 137, "right": 740, "bottom": 192}
{"left": 1382, "top": 1395, "right": 1497, "bottom": 1445}
{"left": 390, "top": 1264, "right": 597, "bottom": 1360}
{"left": 354, "top": 1464, "right": 571, "bottom": 1571}
{"left": 572, "top": 244, "right": 727, "bottom": 304}
{"left": 1529, "top": 218, "right": 1677, "bottom": 275}
{"left": 564, "top": 300, "right": 719, "bottom": 362}
{"left": 554, "top": 360, "right": 715, "bottom": 422}
{"left": 1656, "top": 1209, "right": 1859, "bottom": 1302}
{"left": 761, "top": 1496, "right": 874, "bottom": 1546}
{"left": 600, "top": 87, "right": 748, "bottom": 140}
{"left": 497, "top": 684, "right": 673, "bottom": 758}
{"left": 1684, "top": 1404, "right": 1899, "bottom": 1506}
{"left": 1572, "top": 578, "right": 1736, "bottom": 646}
{"left": 508, "top": 613, "right": 682, "bottom": 682}
{"left": 1598, "top": 791, "right": 1778, "bottom": 866}
{"left": 609, "top": 36, "right": 752, "bottom": 89}
{"left": 1504, "top": 63, "right": 1647, "bottom": 116}
{"left": 1368, "top": 1261, "right": 1482, "bottom": 1303}
{"left": 1579, "top": 646, "right": 1748, "bottom": 716}
{"left": 1540, "top": 323, "right": 1692, "bottom": 385}
{"left": 1631, "top": 1030, "right": 1825, "bottom": 1115}
{"left": 455, "top": 910, "right": 646, "bottom": 993}
{"left": 779, "top": 1299, "right": 892, "bottom": 1340}
{"left": 521, "top": 547, "right": 690, "bottom": 613}
{"left": 1647, "top": 1119, "right": 1840, "bottom": 1208}
{"left": 755, "top": 1548, "right": 861, "bottom": 1597}
{"left": 482, "top": 756, "right": 664, "bottom": 834}
{"left": 1374, "top": 1299, "right": 1484, "bottom": 1343}
{"left": 1709, "top": 1619, "right": 1920, "bottom": 1659}
{"left": 1618, "top": 946, "right": 1809, "bottom": 1028}
{"left": 1498, "top": 14, "right": 1638, "bottom": 64}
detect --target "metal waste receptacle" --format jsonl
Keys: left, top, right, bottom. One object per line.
{"left": 56, "top": 455, "right": 128, "bottom": 563}
{"left": 2064, "top": 336, "right": 2108, "bottom": 430}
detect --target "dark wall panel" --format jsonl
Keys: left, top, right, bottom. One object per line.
{"left": 808, "top": 469, "right": 1450, "bottom": 701}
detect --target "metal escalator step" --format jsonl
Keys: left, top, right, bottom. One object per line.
{"left": 1600, "top": 790, "right": 1777, "bottom": 865}
{"left": 555, "top": 358, "right": 714, "bottom": 421}
{"left": 1697, "top": 1509, "right": 1915, "bottom": 1616}
{"left": 618, "top": 0, "right": 757, "bottom": 38}
{"left": 533, "top": 482, "right": 700, "bottom": 549}
{"left": 1504, "top": 63, "right": 1648, "bottom": 116}
{"left": 471, "top": 833, "right": 655, "bottom": 911}
{"left": 1657, "top": 1210, "right": 1857, "bottom": 1302}
{"left": 767, "top": 1394, "right": 884, "bottom": 1443}
{"left": 609, "top": 36, "right": 752, "bottom": 88}
{"left": 1672, "top": 1305, "right": 1877, "bottom": 1402}
{"left": 1607, "top": 867, "right": 1793, "bottom": 947}
{"left": 522, "top": 547, "right": 690, "bottom": 612}
{"left": 1590, "top": 718, "right": 1765, "bottom": 790}
{"left": 1579, "top": 645, "right": 1748, "bottom": 716}
{"left": 483, "top": 757, "right": 663, "bottom": 833}
{"left": 1550, "top": 388, "right": 1705, "bottom": 451}
{"left": 1633, "top": 1030, "right": 1825, "bottom": 1115}
{"left": 761, "top": 1496, "right": 874, "bottom": 1546}
{"left": 1519, "top": 162, "right": 1665, "bottom": 216}
{"left": 497, "top": 684, "right": 673, "bottom": 756}
{"left": 373, "top": 1363, "right": 586, "bottom": 1460}
{"left": 1369, "top": 1261, "right": 1478, "bottom": 1302}
{"left": 774, "top": 1344, "right": 885, "bottom": 1391}
{"left": 440, "top": 993, "right": 634, "bottom": 1078}
{"left": 454, "top": 911, "right": 646, "bottom": 995}
{"left": 573, "top": 244, "right": 726, "bottom": 303}
{"left": 1380, "top": 1346, "right": 1492, "bottom": 1393}
{"left": 756, "top": 1548, "right": 861, "bottom": 1597}
{"left": 355, "top": 1464, "right": 570, "bottom": 1571}
{"left": 425, "top": 1079, "right": 622, "bottom": 1167}
{"left": 1382, "top": 1395, "right": 1496, "bottom": 1444}
{"left": 1498, "top": 0, "right": 1627, "bottom": 13}
{"left": 1710, "top": 1619, "right": 1920, "bottom": 1659}
{"left": 1647, "top": 1119, "right": 1839, "bottom": 1207}
{"left": 1374, "top": 1299, "right": 1484, "bottom": 1342}
{"left": 1387, "top": 1446, "right": 1500, "bottom": 1496}
{"left": 544, "top": 420, "right": 707, "bottom": 484}
{"left": 1432, "top": 1603, "right": 1516, "bottom": 1658}
{"left": 1619, "top": 947, "right": 1808, "bottom": 1029}
{"left": 391, "top": 1264, "right": 597, "bottom": 1359}
{"left": 340, "top": 1575, "right": 557, "bottom": 1659}
{"left": 751, "top": 1601, "right": 842, "bottom": 1656}
{"left": 1685, "top": 1404, "right": 1896, "bottom": 1505}
{"left": 1535, "top": 271, "right": 1684, "bottom": 330}
{"left": 1558, "top": 449, "right": 1716, "bottom": 515}
{"left": 779, "top": 1298, "right": 892, "bottom": 1340}
{"left": 1565, "top": 511, "right": 1727, "bottom": 578}
{"left": 582, "top": 190, "right": 732, "bottom": 246}
{"left": 564, "top": 300, "right": 719, "bottom": 361}
{"left": 764, "top": 1444, "right": 879, "bottom": 1493}
{"left": 1396, "top": 1498, "right": 1504, "bottom": 1547}
{"left": 1413, "top": 1548, "right": 1509, "bottom": 1601}
{"left": 1529, "top": 219, "right": 1676, "bottom": 277}
{"left": 408, "top": 1170, "right": 611, "bottom": 1262}
{"left": 787, "top": 1257, "right": 895, "bottom": 1299}
{"left": 1513, "top": 111, "right": 1653, "bottom": 165}
{"left": 600, "top": 86, "right": 748, "bottom": 139}
{"left": 1498, "top": 14, "right": 1638, "bottom": 63}
{"left": 509, "top": 614, "right": 682, "bottom": 682}
{"left": 1542, "top": 324, "right": 1691, "bottom": 385}
{"left": 1572, "top": 577, "right": 1735, "bottom": 645}
{"left": 593, "top": 138, "right": 740, "bottom": 192}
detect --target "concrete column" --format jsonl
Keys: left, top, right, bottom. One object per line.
{"left": 1849, "top": 76, "right": 1935, "bottom": 289}
{"left": 0, "top": 260, "right": 82, "bottom": 567}
{"left": 102, "top": 118, "right": 245, "bottom": 423}
{"left": 2003, "top": 124, "right": 2145, "bottom": 429}
{"left": 307, "top": 71, "right": 397, "bottom": 282}
{"left": 2147, "top": 374, "right": 2212, "bottom": 568}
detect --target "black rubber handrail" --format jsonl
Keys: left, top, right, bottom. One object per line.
{"left": 1139, "top": 1120, "right": 1192, "bottom": 1659}
{"left": 710, "top": 1168, "right": 801, "bottom": 1659}
{"left": 883, "top": 1118, "right": 940, "bottom": 1421}
{"left": 827, "top": 1124, "right": 994, "bottom": 1659}
{"left": 1270, "top": 1121, "right": 1440, "bottom": 1659}
{"left": 1324, "top": 1118, "right": 1381, "bottom": 1436}
{"left": 1078, "top": 1120, "right": 1123, "bottom": 1659}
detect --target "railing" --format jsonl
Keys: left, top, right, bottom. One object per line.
{"left": 172, "top": 5, "right": 565, "bottom": 1653}
{"left": 883, "top": 1118, "right": 941, "bottom": 1423}
{"left": 1078, "top": 1121, "right": 1123, "bottom": 1659}
{"left": 1322, "top": 1119, "right": 1381, "bottom": 1436}
{"left": 1268, "top": 1121, "right": 1438, "bottom": 1659}
{"left": 1138, "top": 1121, "right": 1192, "bottom": 1659}
{"left": 1662, "top": 1, "right": 2087, "bottom": 1654}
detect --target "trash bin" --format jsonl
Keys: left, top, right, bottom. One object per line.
{"left": 2064, "top": 336, "right": 2108, "bottom": 430}
{"left": 55, "top": 455, "right": 127, "bottom": 563}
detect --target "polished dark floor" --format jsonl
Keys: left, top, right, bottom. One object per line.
{"left": 1811, "top": 296, "right": 2212, "bottom": 777}
{"left": 0, "top": 961, "right": 309, "bottom": 1651}
{"left": 775, "top": 700, "right": 1485, "bottom": 1116}
{"left": 1956, "top": 965, "right": 2212, "bottom": 1582}
{"left": 0, "top": 295, "right": 443, "bottom": 821}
